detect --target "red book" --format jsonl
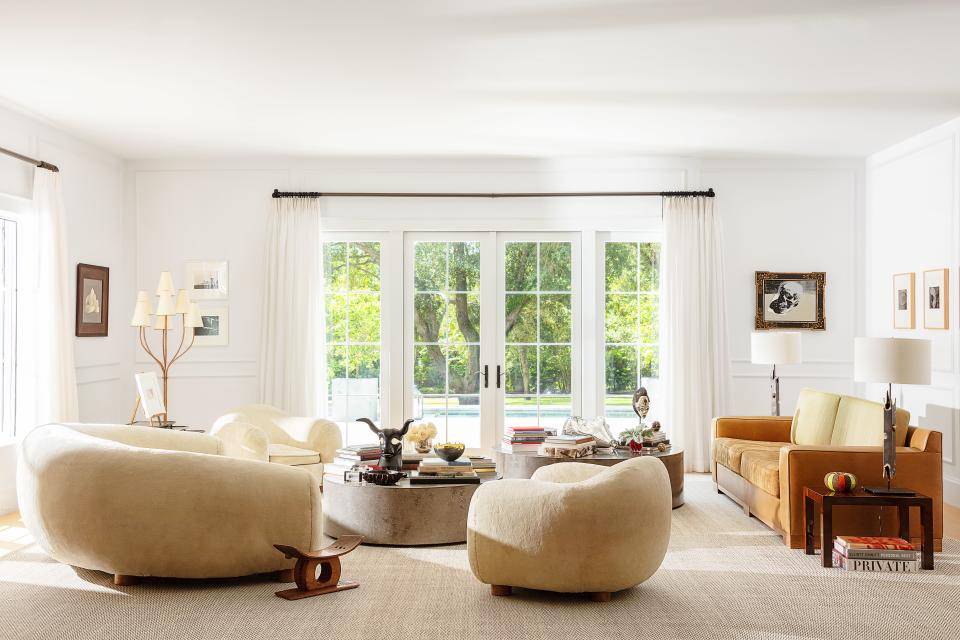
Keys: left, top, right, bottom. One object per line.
{"left": 835, "top": 536, "right": 915, "bottom": 551}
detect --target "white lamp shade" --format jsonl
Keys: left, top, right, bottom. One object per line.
{"left": 153, "top": 314, "right": 171, "bottom": 330}
{"left": 155, "top": 293, "right": 176, "bottom": 316}
{"left": 184, "top": 303, "right": 203, "bottom": 328}
{"left": 854, "top": 337, "right": 931, "bottom": 385}
{"left": 156, "top": 271, "right": 175, "bottom": 295}
{"left": 174, "top": 289, "right": 191, "bottom": 314}
{"left": 135, "top": 290, "right": 154, "bottom": 315}
{"left": 130, "top": 300, "right": 152, "bottom": 327}
{"left": 751, "top": 332, "right": 802, "bottom": 365}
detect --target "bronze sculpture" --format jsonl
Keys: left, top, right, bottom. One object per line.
{"left": 359, "top": 418, "right": 412, "bottom": 471}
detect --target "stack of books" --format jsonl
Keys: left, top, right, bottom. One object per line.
{"left": 538, "top": 434, "right": 596, "bottom": 459}
{"left": 502, "top": 427, "right": 554, "bottom": 452}
{"left": 411, "top": 458, "right": 480, "bottom": 484}
{"left": 333, "top": 444, "right": 381, "bottom": 466}
{"left": 831, "top": 536, "right": 918, "bottom": 572}
{"left": 643, "top": 430, "right": 670, "bottom": 452}
{"left": 468, "top": 455, "right": 497, "bottom": 475}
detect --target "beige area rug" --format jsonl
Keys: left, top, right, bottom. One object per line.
{"left": 1, "top": 475, "right": 958, "bottom": 640}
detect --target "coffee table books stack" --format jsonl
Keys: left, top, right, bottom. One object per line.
{"left": 502, "top": 427, "right": 555, "bottom": 452}
{"left": 411, "top": 458, "right": 480, "bottom": 485}
{"left": 325, "top": 444, "right": 382, "bottom": 477}
{"left": 468, "top": 456, "right": 497, "bottom": 476}
{"left": 831, "top": 536, "right": 919, "bottom": 573}
{"left": 538, "top": 434, "right": 596, "bottom": 458}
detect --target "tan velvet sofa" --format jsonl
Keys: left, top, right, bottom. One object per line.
{"left": 712, "top": 388, "right": 943, "bottom": 550}
{"left": 17, "top": 423, "right": 323, "bottom": 584}
{"left": 467, "top": 456, "right": 671, "bottom": 600}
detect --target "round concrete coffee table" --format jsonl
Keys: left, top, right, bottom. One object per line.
{"left": 323, "top": 475, "right": 492, "bottom": 546}
{"left": 493, "top": 447, "right": 684, "bottom": 508}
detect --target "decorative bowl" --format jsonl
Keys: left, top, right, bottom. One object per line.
{"left": 433, "top": 442, "right": 465, "bottom": 462}
{"left": 361, "top": 469, "right": 406, "bottom": 486}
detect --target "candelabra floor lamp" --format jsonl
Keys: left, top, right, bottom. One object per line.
{"left": 129, "top": 271, "right": 203, "bottom": 425}
{"left": 751, "top": 331, "right": 802, "bottom": 416}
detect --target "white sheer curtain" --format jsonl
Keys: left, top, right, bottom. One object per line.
{"left": 22, "top": 167, "right": 79, "bottom": 429}
{"left": 258, "top": 196, "right": 326, "bottom": 416}
{"left": 661, "top": 195, "right": 731, "bottom": 472}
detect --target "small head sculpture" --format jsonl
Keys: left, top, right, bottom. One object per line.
{"left": 358, "top": 418, "right": 412, "bottom": 471}
{"left": 769, "top": 281, "right": 803, "bottom": 315}
{"left": 632, "top": 386, "right": 650, "bottom": 420}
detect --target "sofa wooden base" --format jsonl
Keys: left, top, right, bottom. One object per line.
{"left": 113, "top": 574, "right": 140, "bottom": 586}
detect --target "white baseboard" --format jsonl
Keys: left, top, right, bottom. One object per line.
{"left": 945, "top": 475, "right": 960, "bottom": 508}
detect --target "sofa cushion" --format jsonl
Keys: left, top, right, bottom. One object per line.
{"left": 791, "top": 388, "right": 841, "bottom": 446}
{"left": 268, "top": 443, "right": 321, "bottom": 466}
{"left": 740, "top": 449, "right": 780, "bottom": 497}
{"left": 831, "top": 396, "right": 910, "bottom": 448}
{"left": 714, "top": 438, "right": 786, "bottom": 474}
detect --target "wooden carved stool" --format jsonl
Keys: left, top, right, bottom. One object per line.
{"left": 273, "top": 535, "right": 362, "bottom": 600}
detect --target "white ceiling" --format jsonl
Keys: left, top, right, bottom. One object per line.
{"left": 2, "top": 0, "right": 959, "bottom": 160}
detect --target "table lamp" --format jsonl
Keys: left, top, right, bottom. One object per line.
{"left": 853, "top": 337, "right": 931, "bottom": 495}
{"left": 751, "top": 332, "right": 801, "bottom": 416}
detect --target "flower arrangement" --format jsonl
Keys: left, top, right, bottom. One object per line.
{"left": 405, "top": 421, "right": 438, "bottom": 453}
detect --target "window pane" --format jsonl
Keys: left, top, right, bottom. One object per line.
{"left": 539, "top": 294, "right": 571, "bottom": 343}
{"left": 414, "top": 293, "right": 446, "bottom": 343}
{"left": 605, "top": 242, "right": 637, "bottom": 292}
{"left": 604, "top": 395, "right": 636, "bottom": 430}
{"left": 325, "top": 294, "right": 347, "bottom": 342}
{"left": 446, "top": 293, "right": 480, "bottom": 343}
{"left": 349, "top": 242, "right": 381, "bottom": 290}
{"left": 638, "top": 294, "right": 659, "bottom": 344}
{"left": 505, "top": 294, "right": 536, "bottom": 342}
{"left": 448, "top": 242, "right": 480, "bottom": 292}
{"left": 539, "top": 242, "right": 571, "bottom": 291}
{"left": 421, "top": 396, "right": 449, "bottom": 440}
{"left": 348, "top": 293, "right": 380, "bottom": 342}
{"left": 447, "top": 396, "right": 481, "bottom": 447}
{"left": 414, "top": 242, "right": 445, "bottom": 290}
{"left": 448, "top": 344, "right": 480, "bottom": 394}
{"left": 504, "top": 345, "right": 537, "bottom": 395}
{"left": 539, "top": 345, "right": 571, "bottom": 394}
{"left": 505, "top": 242, "right": 536, "bottom": 291}
{"left": 605, "top": 294, "right": 638, "bottom": 343}
{"left": 327, "top": 345, "right": 347, "bottom": 397}
{"left": 348, "top": 345, "right": 380, "bottom": 381}
{"left": 606, "top": 345, "right": 637, "bottom": 394}
{"left": 324, "top": 242, "right": 347, "bottom": 291}
{"left": 504, "top": 395, "right": 538, "bottom": 427}
{"left": 639, "top": 345, "right": 659, "bottom": 379}
{"left": 539, "top": 396, "right": 572, "bottom": 430}
{"left": 414, "top": 345, "right": 445, "bottom": 395}
{"left": 639, "top": 242, "right": 660, "bottom": 291}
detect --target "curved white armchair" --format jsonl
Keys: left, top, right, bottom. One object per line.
{"left": 211, "top": 405, "right": 342, "bottom": 483}
{"left": 467, "top": 456, "right": 671, "bottom": 600}
{"left": 17, "top": 423, "right": 323, "bottom": 583}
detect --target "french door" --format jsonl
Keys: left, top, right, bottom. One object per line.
{"left": 403, "top": 232, "right": 580, "bottom": 450}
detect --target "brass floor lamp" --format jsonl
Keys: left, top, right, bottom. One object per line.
{"left": 130, "top": 271, "right": 203, "bottom": 424}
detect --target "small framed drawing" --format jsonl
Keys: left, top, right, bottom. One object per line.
{"left": 893, "top": 272, "right": 915, "bottom": 329}
{"left": 923, "top": 268, "right": 949, "bottom": 330}
{"left": 193, "top": 304, "right": 229, "bottom": 346}
{"left": 75, "top": 263, "right": 109, "bottom": 337}
{"left": 754, "top": 271, "right": 826, "bottom": 330}
{"left": 184, "top": 260, "right": 227, "bottom": 299}
{"left": 134, "top": 371, "right": 166, "bottom": 421}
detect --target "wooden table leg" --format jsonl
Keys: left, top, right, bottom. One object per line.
{"left": 804, "top": 495, "right": 815, "bottom": 555}
{"left": 920, "top": 501, "right": 934, "bottom": 570}
{"left": 821, "top": 502, "right": 833, "bottom": 568}
{"left": 897, "top": 504, "right": 910, "bottom": 541}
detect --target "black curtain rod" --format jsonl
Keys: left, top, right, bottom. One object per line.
{"left": 0, "top": 144, "right": 59, "bottom": 172}
{"left": 272, "top": 187, "right": 714, "bottom": 199}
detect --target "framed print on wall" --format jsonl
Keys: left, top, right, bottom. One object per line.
{"left": 923, "top": 268, "right": 949, "bottom": 330}
{"left": 184, "top": 260, "right": 228, "bottom": 300}
{"left": 892, "top": 272, "right": 915, "bottom": 329}
{"left": 75, "top": 263, "right": 109, "bottom": 337}
{"left": 754, "top": 271, "right": 826, "bottom": 330}
{"left": 193, "top": 304, "right": 229, "bottom": 346}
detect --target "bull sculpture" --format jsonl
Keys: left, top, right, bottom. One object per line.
{"left": 358, "top": 418, "right": 413, "bottom": 471}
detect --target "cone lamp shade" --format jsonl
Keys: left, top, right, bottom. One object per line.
{"left": 155, "top": 293, "right": 176, "bottom": 316}
{"left": 156, "top": 271, "right": 175, "bottom": 295}
{"left": 174, "top": 289, "right": 191, "bottom": 314}
{"left": 751, "top": 332, "right": 802, "bottom": 365}
{"left": 184, "top": 303, "right": 203, "bottom": 328}
{"left": 135, "top": 290, "right": 154, "bottom": 315}
{"left": 854, "top": 337, "right": 931, "bottom": 385}
{"left": 130, "top": 299, "right": 152, "bottom": 327}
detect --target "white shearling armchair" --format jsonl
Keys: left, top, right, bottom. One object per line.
{"left": 17, "top": 423, "right": 323, "bottom": 584}
{"left": 467, "top": 456, "right": 672, "bottom": 601}
{"left": 211, "top": 404, "right": 342, "bottom": 483}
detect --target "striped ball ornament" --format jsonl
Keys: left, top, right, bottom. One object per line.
{"left": 824, "top": 471, "right": 858, "bottom": 493}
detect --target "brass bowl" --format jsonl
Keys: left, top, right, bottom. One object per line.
{"left": 433, "top": 442, "right": 466, "bottom": 462}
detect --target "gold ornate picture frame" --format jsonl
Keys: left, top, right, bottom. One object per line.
{"left": 754, "top": 271, "right": 826, "bottom": 330}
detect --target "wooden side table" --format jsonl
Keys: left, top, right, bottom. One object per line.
{"left": 803, "top": 486, "right": 934, "bottom": 569}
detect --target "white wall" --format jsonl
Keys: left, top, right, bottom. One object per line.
{"left": 0, "top": 104, "right": 131, "bottom": 514}
{"left": 865, "top": 117, "right": 960, "bottom": 506}
{"left": 130, "top": 156, "right": 863, "bottom": 431}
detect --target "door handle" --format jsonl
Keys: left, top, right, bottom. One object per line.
{"left": 496, "top": 365, "right": 504, "bottom": 389}
{"left": 481, "top": 364, "right": 489, "bottom": 388}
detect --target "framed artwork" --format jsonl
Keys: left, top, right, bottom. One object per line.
{"left": 134, "top": 371, "right": 165, "bottom": 420}
{"left": 184, "top": 260, "right": 228, "bottom": 299}
{"left": 193, "top": 304, "right": 229, "bottom": 346}
{"left": 75, "top": 263, "right": 109, "bottom": 337}
{"left": 754, "top": 271, "right": 826, "bottom": 330}
{"left": 923, "top": 268, "right": 949, "bottom": 330}
{"left": 892, "top": 272, "right": 915, "bottom": 329}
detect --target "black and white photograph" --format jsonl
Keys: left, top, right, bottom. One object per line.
{"left": 754, "top": 271, "right": 825, "bottom": 330}
{"left": 183, "top": 260, "right": 228, "bottom": 299}
{"left": 893, "top": 272, "right": 915, "bottom": 329}
{"left": 923, "top": 268, "right": 949, "bottom": 330}
{"left": 193, "top": 304, "right": 229, "bottom": 345}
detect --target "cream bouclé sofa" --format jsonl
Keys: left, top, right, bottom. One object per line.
{"left": 467, "top": 456, "right": 671, "bottom": 601}
{"left": 212, "top": 404, "right": 342, "bottom": 483}
{"left": 17, "top": 423, "right": 323, "bottom": 584}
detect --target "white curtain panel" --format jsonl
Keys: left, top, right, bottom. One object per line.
{"left": 26, "top": 167, "right": 79, "bottom": 427}
{"left": 661, "top": 195, "right": 732, "bottom": 472}
{"left": 258, "top": 197, "right": 326, "bottom": 416}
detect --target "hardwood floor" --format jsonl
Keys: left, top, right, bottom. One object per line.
{"left": 0, "top": 512, "right": 32, "bottom": 559}
{"left": 946, "top": 502, "right": 960, "bottom": 539}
